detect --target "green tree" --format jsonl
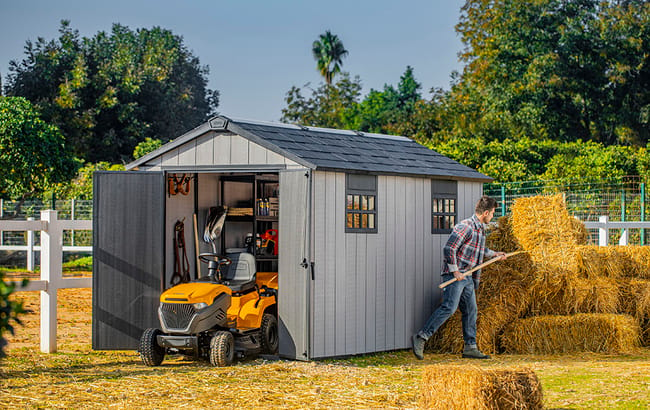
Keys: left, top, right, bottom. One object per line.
{"left": 281, "top": 72, "right": 362, "bottom": 128}
{"left": 444, "top": 0, "right": 650, "bottom": 145}
{"left": 0, "top": 272, "right": 27, "bottom": 358}
{"left": 5, "top": 20, "right": 220, "bottom": 163}
{"left": 312, "top": 31, "right": 349, "bottom": 85}
{"left": 133, "top": 137, "right": 163, "bottom": 159}
{"left": 0, "top": 96, "right": 78, "bottom": 200}
{"left": 43, "top": 162, "right": 125, "bottom": 201}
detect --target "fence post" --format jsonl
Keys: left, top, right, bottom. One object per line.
{"left": 599, "top": 215, "right": 609, "bottom": 246}
{"left": 40, "top": 210, "right": 62, "bottom": 353}
{"left": 71, "top": 198, "right": 75, "bottom": 247}
{"left": 27, "top": 217, "right": 35, "bottom": 271}
{"left": 500, "top": 185, "right": 506, "bottom": 216}
{"left": 641, "top": 183, "right": 645, "bottom": 246}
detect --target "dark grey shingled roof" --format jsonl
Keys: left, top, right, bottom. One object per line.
{"left": 127, "top": 116, "right": 491, "bottom": 182}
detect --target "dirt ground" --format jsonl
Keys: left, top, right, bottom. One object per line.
{"left": 2, "top": 287, "right": 649, "bottom": 409}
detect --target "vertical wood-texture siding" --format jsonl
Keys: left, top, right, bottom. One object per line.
{"left": 278, "top": 169, "right": 311, "bottom": 360}
{"left": 92, "top": 172, "right": 165, "bottom": 350}
{"left": 310, "top": 173, "right": 483, "bottom": 358}
{"left": 143, "top": 132, "right": 302, "bottom": 169}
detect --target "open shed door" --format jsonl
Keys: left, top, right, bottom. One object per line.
{"left": 93, "top": 171, "right": 165, "bottom": 350}
{"left": 278, "top": 169, "right": 311, "bottom": 360}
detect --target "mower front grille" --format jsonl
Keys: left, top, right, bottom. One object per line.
{"left": 160, "top": 303, "right": 196, "bottom": 330}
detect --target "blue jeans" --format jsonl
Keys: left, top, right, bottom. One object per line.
{"left": 417, "top": 274, "right": 478, "bottom": 346}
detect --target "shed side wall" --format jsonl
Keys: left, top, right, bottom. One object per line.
{"left": 310, "top": 172, "right": 483, "bottom": 358}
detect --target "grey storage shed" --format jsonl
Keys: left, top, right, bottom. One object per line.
{"left": 92, "top": 115, "right": 492, "bottom": 360}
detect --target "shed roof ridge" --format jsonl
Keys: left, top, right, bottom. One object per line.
{"left": 226, "top": 116, "right": 411, "bottom": 142}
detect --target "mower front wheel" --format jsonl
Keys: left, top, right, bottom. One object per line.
{"left": 139, "top": 328, "right": 165, "bottom": 366}
{"left": 260, "top": 313, "right": 279, "bottom": 354}
{"left": 210, "top": 331, "right": 234, "bottom": 366}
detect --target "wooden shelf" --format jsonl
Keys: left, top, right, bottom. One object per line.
{"left": 256, "top": 216, "right": 278, "bottom": 222}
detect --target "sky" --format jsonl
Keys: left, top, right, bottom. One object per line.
{"left": 0, "top": 0, "right": 466, "bottom": 122}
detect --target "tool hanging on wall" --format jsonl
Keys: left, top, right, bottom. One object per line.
{"left": 168, "top": 174, "right": 193, "bottom": 196}
{"left": 171, "top": 218, "right": 191, "bottom": 285}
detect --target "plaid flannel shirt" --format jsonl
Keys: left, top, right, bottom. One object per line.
{"left": 441, "top": 214, "right": 496, "bottom": 281}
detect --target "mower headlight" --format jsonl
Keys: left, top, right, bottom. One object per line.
{"left": 193, "top": 302, "right": 208, "bottom": 311}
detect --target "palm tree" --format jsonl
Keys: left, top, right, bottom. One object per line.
{"left": 312, "top": 31, "right": 348, "bottom": 85}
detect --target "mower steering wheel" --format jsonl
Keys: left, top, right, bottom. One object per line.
{"left": 198, "top": 253, "right": 232, "bottom": 266}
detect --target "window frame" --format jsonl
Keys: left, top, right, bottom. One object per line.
{"left": 345, "top": 174, "right": 378, "bottom": 234}
{"left": 431, "top": 180, "right": 458, "bottom": 234}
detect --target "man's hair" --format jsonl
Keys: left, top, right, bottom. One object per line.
{"left": 475, "top": 196, "right": 498, "bottom": 214}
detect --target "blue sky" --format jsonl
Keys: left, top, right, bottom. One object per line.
{"left": 0, "top": 0, "right": 466, "bottom": 122}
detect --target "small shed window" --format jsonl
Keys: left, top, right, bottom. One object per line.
{"left": 432, "top": 180, "right": 457, "bottom": 234}
{"left": 346, "top": 174, "right": 377, "bottom": 233}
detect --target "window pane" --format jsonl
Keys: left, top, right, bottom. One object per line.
{"left": 368, "top": 214, "right": 375, "bottom": 229}
{"left": 368, "top": 196, "right": 375, "bottom": 211}
{"left": 354, "top": 213, "right": 360, "bottom": 228}
{"left": 354, "top": 195, "right": 360, "bottom": 210}
{"left": 445, "top": 199, "right": 450, "bottom": 213}
{"left": 362, "top": 214, "right": 368, "bottom": 228}
{"left": 444, "top": 217, "right": 450, "bottom": 230}
{"left": 450, "top": 199, "right": 455, "bottom": 213}
{"left": 347, "top": 213, "right": 353, "bottom": 228}
{"left": 433, "top": 199, "right": 438, "bottom": 213}
{"left": 347, "top": 195, "right": 353, "bottom": 210}
{"left": 362, "top": 196, "right": 368, "bottom": 211}
{"left": 433, "top": 216, "right": 439, "bottom": 230}
{"left": 438, "top": 199, "right": 444, "bottom": 214}
{"left": 449, "top": 215, "right": 455, "bottom": 226}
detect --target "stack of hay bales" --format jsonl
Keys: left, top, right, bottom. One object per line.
{"left": 419, "top": 365, "right": 543, "bottom": 409}
{"left": 429, "top": 194, "right": 648, "bottom": 355}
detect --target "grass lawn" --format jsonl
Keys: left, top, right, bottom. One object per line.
{"left": 2, "top": 286, "right": 649, "bottom": 408}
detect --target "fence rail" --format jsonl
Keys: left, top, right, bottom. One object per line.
{"left": 2, "top": 211, "right": 92, "bottom": 353}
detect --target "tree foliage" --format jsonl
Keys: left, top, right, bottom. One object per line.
{"left": 43, "top": 162, "right": 124, "bottom": 201}
{"left": 133, "top": 137, "right": 163, "bottom": 159}
{"left": 0, "top": 272, "right": 27, "bottom": 358}
{"left": 312, "top": 31, "right": 349, "bottom": 85}
{"left": 5, "top": 20, "right": 219, "bottom": 163}
{"left": 0, "top": 96, "right": 78, "bottom": 200}
{"left": 444, "top": 0, "right": 650, "bottom": 145}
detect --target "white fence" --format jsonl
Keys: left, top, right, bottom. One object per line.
{"left": 3, "top": 211, "right": 92, "bottom": 353}
{"left": 583, "top": 216, "right": 650, "bottom": 246}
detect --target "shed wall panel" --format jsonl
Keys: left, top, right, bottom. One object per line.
{"left": 311, "top": 173, "right": 482, "bottom": 358}
{"left": 195, "top": 133, "right": 214, "bottom": 165}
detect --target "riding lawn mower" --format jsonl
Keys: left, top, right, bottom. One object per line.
{"left": 138, "top": 206, "right": 279, "bottom": 366}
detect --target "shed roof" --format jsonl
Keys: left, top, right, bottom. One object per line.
{"left": 127, "top": 116, "right": 492, "bottom": 182}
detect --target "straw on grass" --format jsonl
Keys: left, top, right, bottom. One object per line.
{"left": 500, "top": 313, "right": 640, "bottom": 354}
{"left": 419, "top": 365, "right": 543, "bottom": 410}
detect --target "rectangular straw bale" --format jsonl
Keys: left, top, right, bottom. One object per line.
{"left": 487, "top": 216, "right": 522, "bottom": 253}
{"left": 510, "top": 194, "right": 578, "bottom": 272}
{"left": 419, "top": 365, "right": 543, "bottom": 410}
{"left": 575, "top": 245, "right": 624, "bottom": 278}
{"left": 500, "top": 313, "right": 640, "bottom": 354}
{"left": 618, "top": 279, "right": 650, "bottom": 345}
{"left": 615, "top": 246, "right": 650, "bottom": 279}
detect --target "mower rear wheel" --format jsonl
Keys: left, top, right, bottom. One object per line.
{"left": 260, "top": 313, "right": 279, "bottom": 354}
{"left": 139, "top": 328, "right": 165, "bottom": 366}
{"left": 210, "top": 331, "right": 234, "bottom": 366}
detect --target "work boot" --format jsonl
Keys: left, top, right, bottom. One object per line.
{"left": 412, "top": 334, "right": 425, "bottom": 360}
{"left": 462, "top": 345, "right": 490, "bottom": 359}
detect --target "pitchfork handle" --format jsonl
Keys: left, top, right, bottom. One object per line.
{"left": 438, "top": 251, "right": 524, "bottom": 289}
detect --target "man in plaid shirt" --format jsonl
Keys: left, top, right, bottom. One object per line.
{"left": 412, "top": 196, "right": 507, "bottom": 360}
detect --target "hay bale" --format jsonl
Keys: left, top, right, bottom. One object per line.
{"left": 618, "top": 279, "right": 650, "bottom": 345}
{"left": 615, "top": 246, "right": 650, "bottom": 279}
{"left": 419, "top": 365, "right": 543, "bottom": 410}
{"left": 500, "top": 313, "right": 640, "bottom": 354}
{"left": 487, "top": 216, "right": 522, "bottom": 253}
{"left": 571, "top": 217, "right": 590, "bottom": 245}
{"left": 575, "top": 245, "right": 624, "bottom": 278}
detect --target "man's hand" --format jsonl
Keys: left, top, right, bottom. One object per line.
{"left": 453, "top": 270, "right": 464, "bottom": 281}
{"left": 495, "top": 252, "right": 507, "bottom": 260}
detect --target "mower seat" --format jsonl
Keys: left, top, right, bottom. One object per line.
{"left": 222, "top": 252, "right": 257, "bottom": 293}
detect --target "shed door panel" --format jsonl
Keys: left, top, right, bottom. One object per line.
{"left": 278, "top": 169, "right": 311, "bottom": 360}
{"left": 93, "top": 171, "right": 165, "bottom": 350}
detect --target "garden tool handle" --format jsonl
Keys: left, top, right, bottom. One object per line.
{"left": 438, "top": 251, "right": 525, "bottom": 289}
